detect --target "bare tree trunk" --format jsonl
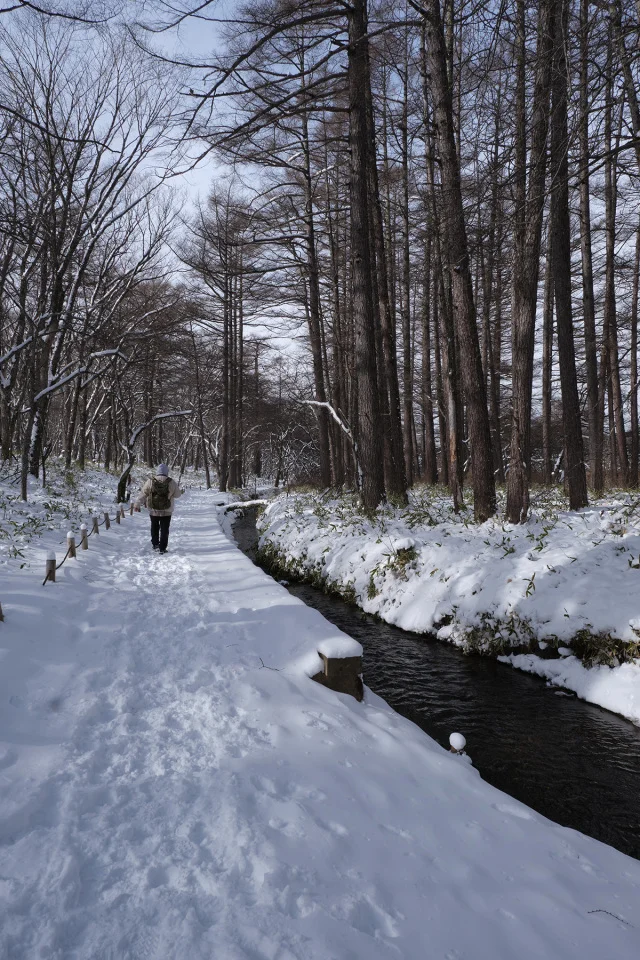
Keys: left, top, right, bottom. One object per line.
{"left": 0, "top": 389, "right": 12, "bottom": 462}
{"left": 191, "top": 327, "right": 211, "bottom": 490}
{"left": 366, "top": 47, "right": 407, "bottom": 502}
{"left": 506, "top": 0, "right": 555, "bottom": 522}
{"left": 608, "top": 369, "right": 617, "bottom": 484}
{"left": 65, "top": 380, "right": 81, "bottom": 469}
{"left": 422, "top": 233, "right": 437, "bottom": 483}
{"left": 631, "top": 222, "right": 640, "bottom": 487}
{"left": 104, "top": 404, "right": 113, "bottom": 473}
{"left": 228, "top": 267, "right": 238, "bottom": 488}
{"left": 235, "top": 264, "right": 244, "bottom": 486}
{"left": 401, "top": 58, "right": 414, "bottom": 486}
{"left": 598, "top": 296, "right": 610, "bottom": 489}
{"left": 440, "top": 273, "right": 462, "bottom": 511}
{"left": 323, "top": 129, "right": 347, "bottom": 487}
{"left": 426, "top": 104, "right": 460, "bottom": 498}
{"left": 78, "top": 389, "right": 87, "bottom": 470}
{"left": 219, "top": 252, "right": 230, "bottom": 492}
{"left": 368, "top": 181, "right": 394, "bottom": 493}
{"left": 541, "top": 236, "right": 553, "bottom": 486}
{"left": 603, "top": 30, "right": 628, "bottom": 486}
{"left": 301, "top": 103, "right": 332, "bottom": 488}
{"left": 550, "top": 0, "right": 588, "bottom": 510}
{"left": 348, "top": 0, "right": 384, "bottom": 510}
{"left": 489, "top": 199, "right": 505, "bottom": 483}
{"left": 423, "top": 0, "right": 495, "bottom": 520}
{"left": 433, "top": 278, "right": 448, "bottom": 486}
{"left": 611, "top": 0, "right": 640, "bottom": 175}
{"left": 578, "top": 0, "right": 601, "bottom": 492}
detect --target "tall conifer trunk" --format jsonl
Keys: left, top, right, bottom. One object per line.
{"left": 578, "top": 0, "right": 600, "bottom": 491}
{"left": 550, "top": 0, "right": 588, "bottom": 510}
{"left": 506, "top": 0, "right": 555, "bottom": 522}
{"left": 348, "top": 0, "right": 384, "bottom": 510}
{"left": 423, "top": 0, "right": 495, "bottom": 521}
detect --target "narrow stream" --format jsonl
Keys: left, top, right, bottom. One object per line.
{"left": 233, "top": 511, "right": 640, "bottom": 861}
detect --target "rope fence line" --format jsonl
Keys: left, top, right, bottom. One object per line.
{"left": 42, "top": 503, "right": 136, "bottom": 586}
{"left": 5, "top": 480, "right": 192, "bottom": 608}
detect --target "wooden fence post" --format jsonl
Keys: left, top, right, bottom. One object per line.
{"left": 104, "top": 511, "right": 110, "bottom": 530}
{"left": 115, "top": 510, "right": 120, "bottom": 524}
{"left": 45, "top": 552, "right": 56, "bottom": 583}
{"left": 92, "top": 516, "right": 99, "bottom": 535}
{"left": 120, "top": 504, "right": 125, "bottom": 519}
{"left": 0, "top": 602, "right": 4, "bottom": 622}
{"left": 129, "top": 502, "right": 134, "bottom": 516}
{"left": 66, "top": 532, "right": 77, "bottom": 559}
{"left": 80, "top": 524, "right": 88, "bottom": 550}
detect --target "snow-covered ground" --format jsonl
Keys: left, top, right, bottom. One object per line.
{"left": 1, "top": 476, "right": 640, "bottom": 958}
{"left": 258, "top": 489, "right": 640, "bottom": 724}
{"left": 0, "top": 462, "right": 123, "bottom": 569}
{"left": 0, "top": 460, "right": 215, "bottom": 570}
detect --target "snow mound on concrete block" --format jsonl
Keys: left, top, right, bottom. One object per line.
{"left": 317, "top": 635, "right": 363, "bottom": 659}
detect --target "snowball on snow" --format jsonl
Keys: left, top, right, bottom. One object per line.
{"left": 449, "top": 732, "right": 466, "bottom": 751}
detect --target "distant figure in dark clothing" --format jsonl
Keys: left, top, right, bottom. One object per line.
{"left": 135, "top": 464, "right": 183, "bottom": 554}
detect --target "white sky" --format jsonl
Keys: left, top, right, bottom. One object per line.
{"left": 140, "top": 0, "right": 236, "bottom": 209}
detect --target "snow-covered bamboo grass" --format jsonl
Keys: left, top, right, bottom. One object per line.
{"left": 258, "top": 487, "right": 640, "bottom": 724}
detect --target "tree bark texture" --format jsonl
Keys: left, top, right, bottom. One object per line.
{"left": 423, "top": 0, "right": 495, "bottom": 521}
{"left": 550, "top": 0, "right": 588, "bottom": 510}
{"left": 348, "top": 0, "right": 384, "bottom": 511}
{"left": 506, "top": 0, "right": 555, "bottom": 522}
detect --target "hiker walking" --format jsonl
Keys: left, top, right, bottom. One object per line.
{"left": 135, "top": 464, "right": 183, "bottom": 554}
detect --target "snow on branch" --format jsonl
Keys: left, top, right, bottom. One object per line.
{"left": 0, "top": 336, "right": 34, "bottom": 370}
{"left": 128, "top": 410, "right": 193, "bottom": 448}
{"left": 299, "top": 399, "right": 363, "bottom": 491}
{"left": 299, "top": 400, "right": 353, "bottom": 442}
{"left": 32, "top": 349, "right": 129, "bottom": 402}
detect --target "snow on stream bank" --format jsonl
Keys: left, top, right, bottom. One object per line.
{"left": 258, "top": 489, "right": 640, "bottom": 725}
{"left": 0, "top": 476, "right": 639, "bottom": 958}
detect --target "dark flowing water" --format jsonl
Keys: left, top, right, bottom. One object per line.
{"left": 233, "top": 511, "right": 640, "bottom": 861}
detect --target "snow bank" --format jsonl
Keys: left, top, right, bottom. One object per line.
{"left": 258, "top": 489, "right": 640, "bottom": 724}
{"left": 500, "top": 653, "right": 640, "bottom": 721}
{"left": 1, "top": 482, "right": 639, "bottom": 958}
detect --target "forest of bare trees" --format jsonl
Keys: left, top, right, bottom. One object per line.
{"left": 2, "top": 0, "right": 640, "bottom": 521}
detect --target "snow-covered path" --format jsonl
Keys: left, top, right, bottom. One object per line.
{"left": 1, "top": 491, "right": 640, "bottom": 959}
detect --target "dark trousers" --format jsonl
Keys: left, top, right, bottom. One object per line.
{"left": 150, "top": 515, "right": 171, "bottom": 552}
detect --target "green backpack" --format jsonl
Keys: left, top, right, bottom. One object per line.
{"left": 150, "top": 477, "right": 172, "bottom": 511}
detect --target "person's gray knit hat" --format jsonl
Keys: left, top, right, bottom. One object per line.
{"left": 156, "top": 463, "right": 169, "bottom": 477}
